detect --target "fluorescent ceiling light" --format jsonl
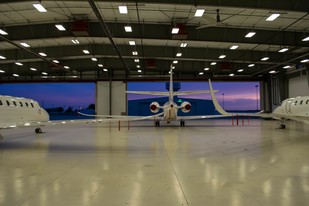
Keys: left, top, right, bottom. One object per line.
{"left": 42, "top": 72, "right": 48, "bottom": 75}
{"left": 204, "top": 67, "right": 209, "bottom": 71}
{"left": 283, "top": 65, "right": 291, "bottom": 69}
{"left": 199, "top": 72, "right": 204, "bottom": 75}
{"left": 238, "top": 69, "right": 244, "bottom": 72}
{"left": 195, "top": 9, "right": 205, "bottom": 17}
{"left": 83, "top": 50, "right": 90, "bottom": 54}
{"left": 171, "top": 66, "right": 175, "bottom": 69}
{"left": 134, "top": 59, "right": 139, "bottom": 62}
{"left": 173, "top": 60, "right": 178, "bottom": 64}
{"left": 39, "top": 52, "right": 47, "bottom": 56}
{"left": 302, "top": 36, "right": 309, "bottom": 42}
{"left": 15, "top": 62, "right": 23, "bottom": 66}
{"left": 71, "top": 39, "right": 79, "bottom": 44}
{"left": 176, "top": 53, "right": 182, "bottom": 57}
{"left": 91, "top": 58, "right": 97, "bottom": 61}
{"left": 269, "top": 70, "right": 277, "bottom": 74}
{"left": 118, "top": 6, "right": 128, "bottom": 14}
{"left": 278, "top": 48, "right": 288, "bottom": 53}
{"left": 266, "top": 13, "right": 280, "bottom": 21}
{"left": 33, "top": 3, "right": 47, "bottom": 12}
{"left": 20, "top": 42, "right": 30, "bottom": 47}
{"left": 30, "top": 68, "right": 37, "bottom": 71}
{"left": 0, "top": 55, "right": 6, "bottom": 59}
{"left": 64, "top": 66, "right": 70, "bottom": 69}
{"left": 132, "top": 51, "right": 138, "bottom": 55}
{"left": 245, "top": 32, "right": 256, "bottom": 38}
{"left": 261, "top": 57, "right": 269, "bottom": 61}
{"left": 124, "top": 26, "right": 132, "bottom": 32}
{"left": 171, "top": 28, "right": 179, "bottom": 34}
{"left": 136, "top": 65, "right": 140, "bottom": 68}
{"left": 13, "top": 74, "right": 19, "bottom": 77}
{"left": 248, "top": 64, "right": 255, "bottom": 67}
{"left": 300, "top": 59, "right": 309, "bottom": 63}
{"left": 0, "top": 29, "right": 8, "bottom": 35}
{"left": 0, "top": 70, "right": 5, "bottom": 73}
{"left": 129, "top": 40, "right": 135, "bottom": 45}
{"left": 137, "top": 70, "right": 142, "bottom": 73}
{"left": 230, "top": 45, "right": 238, "bottom": 50}
{"left": 103, "top": 69, "right": 108, "bottom": 72}
{"left": 55, "top": 24, "right": 66, "bottom": 31}
{"left": 219, "top": 55, "right": 226, "bottom": 59}
{"left": 52, "top": 60, "right": 59, "bottom": 63}
{"left": 229, "top": 73, "right": 235, "bottom": 76}
{"left": 180, "top": 43, "right": 187, "bottom": 47}
{"left": 211, "top": 62, "right": 216, "bottom": 65}
{"left": 98, "top": 64, "right": 103, "bottom": 67}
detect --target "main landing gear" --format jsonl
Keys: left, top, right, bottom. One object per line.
{"left": 180, "top": 120, "right": 185, "bottom": 127}
{"left": 155, "top": 120, "right": 160, "bottom": 127}
{"left": 279, "top": 119, "right": 286, "bottom": 129}
{"left": 35, "top": 128, "right": 43, "bottom": 134}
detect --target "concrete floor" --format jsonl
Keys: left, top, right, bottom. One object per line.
{"left": 0, "top": 119, "right": 308, "bottom": 206}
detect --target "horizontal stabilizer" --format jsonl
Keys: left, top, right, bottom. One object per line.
{"left": 126, "top": 91, "right": 169, "bottom": 96}
{"left": 174, "top": 90, "right": 217, "bottom": 95}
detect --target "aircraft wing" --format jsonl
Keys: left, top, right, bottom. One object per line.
{"left": 77, "top": 112, "right": 164, "bottom": 120}
{"left": 126, "top": 91, "right": 169, "bottom": 96}
{"left": 174, "top": 90, "right": 218, "bottom": 95}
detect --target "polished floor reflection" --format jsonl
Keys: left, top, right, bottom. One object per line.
{"left": 0, "top": 119, "right": 309, "bottom": 206}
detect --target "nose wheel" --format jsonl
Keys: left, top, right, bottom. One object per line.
{"left": 180, "top": 120, "right": 185, "bottom": 127}
{"left": 35, "top": 128, "right": 43, "bottom": 134}
{"left": 155, "top": 120, "right": 160, "bottom": 127}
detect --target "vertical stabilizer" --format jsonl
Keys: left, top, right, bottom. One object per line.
{"left": 208, "top": 79, "right": 230, "bottom": 115}
{"left": 169, "top": 69, "right": 174, "bottom": 102}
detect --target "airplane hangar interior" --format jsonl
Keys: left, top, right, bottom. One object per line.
{"left": 0, "top": 1, "right": 309, "bottom": 205}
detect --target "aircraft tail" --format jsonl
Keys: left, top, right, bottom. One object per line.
{"left": 208, "top": 79, "right": 230, "bottom": 115}
{"left": 169, "top": 69, "right": 173, "bottom": 102}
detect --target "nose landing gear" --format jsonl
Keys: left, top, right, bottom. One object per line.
{"left": 180, "top": 120, "right": 185, "bottom": 127}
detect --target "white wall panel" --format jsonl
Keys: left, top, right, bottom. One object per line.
{"left": 289, "top": 75, "right": 309, "bottom": 97}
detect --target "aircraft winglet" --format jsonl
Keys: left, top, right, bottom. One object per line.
{"left": 208, "top": 79, "right": 230, "bottom": 115}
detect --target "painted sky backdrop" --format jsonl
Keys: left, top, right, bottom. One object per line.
{"left": 0, "top": 81, "right": 260, "bottom": 111}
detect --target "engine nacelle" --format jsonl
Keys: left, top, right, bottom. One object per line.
{"left": 149, "top": 102, "right": 160, "bottom": 113}
{"left": 181, "top": 101, "right": 191, "bottom": 113}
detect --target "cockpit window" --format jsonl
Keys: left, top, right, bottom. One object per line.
{"left": 306, "top": 100, "right": 309, "bottom": 104}
{"left": 0, "top": 100, "right": 2, "bottom": 105}
{"left": 13, "top": 101, "right": 17, "bottom": 106}
{"left": 31, "top": 103, "right": 34, "bottom": 108}
{"left": 294, "top": 100, "right": 298, "bottom": 105}
{"left": 25, "top": 102, "right": 29, "bottom": 107}
{"left": 19, "top": 102, "right": 23, "bottom": 107}
{"left": 300, "top": 100, "right": 303, "bottom": 105}
{"left": 6, "top": 100, "right": 10, "bottom": 106}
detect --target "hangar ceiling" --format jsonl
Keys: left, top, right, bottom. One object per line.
{"left": 0, "top": 0, "right": 308, "bottom": 82}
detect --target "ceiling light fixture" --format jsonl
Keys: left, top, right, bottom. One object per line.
{"left": 0, "top": 70, "right": 5, "bottom": 73}
{"left": 98, "top": 64, "right": 103, "bottom": 67}
{"left": 269, "top": 70, "right": 277, "bottom": 74}
{"left": 204, "top": 67, "right": 209, "bottom": 71}
{"left": 300, "top": 59, "right": 309, "bottom": 63}
{"left": 30, "top": 68, "right": 37, "bottom": 71}
{"left": 199, "top": 72, "right": 204, "bottom": 75}
{"left": 71, "top": 39, "right": 79, "bottom": 44}
{"left": 176, "top": 53, "right": 182, "bottom": 57}
{"left": 0, "top": 29, "right": 8, "bottom": 35}
{"left": 129, "top": 40, "right": 135, "bottom": 45}
{"left": 195, "top": 9, "right": 205, "bottom": 17}
{"left": 245, "top": 32, "right": 256, "bottom": 38}
{"left": 266, "top": 13, "right": 280, "bottom": 21}
{"left": 118, "top": 5, "right": 128, "bottom": 14}
{"left": 91, "top": 57, "right": 97, "bottom": 61}
{"left": 136, "top": 65, "right": 140, "bottom": 68}
{"left": 0, "top": 55, "right": 6, "bottom": 59}
{"left": 124, "top": 26, "right": 132, "bottom": 32}
{"left": 219, "top": 55, "right": 226, "bottom": 59}
{"left": 132, "top": 51, "right": 138, "bottom": 55}
{"left": 173, "top": 60, "right": 178, "bottom": 64}
{"left": 283, "top": 65, "right": 291, "bottom": 69}
{"left": 103, "top": 69, "right": 108, "bottom": 72}
{"left": 229, "top": 73, "right": 235, "bottom": 76}
{"left": 278, "top": 48, "right": 288, "bottom": 53}
{"left": 171, "top": 28, "right": 179, "bottom": 34}
{"left": 64, "top": 66, "right": 70, "bottom": 69}
{"left": 15, "top": 62, "right": 23, "bottom": 66}
{"left": 238, "top": 69, "right": 244, "bottom": 72}
{"left": 211, "top": 62, "right": 217, "bottom": 65}
{"left": 302, "top": 36, "right": 309, "bottom": 42}
{"left": 42, "top": 72, "right": 48, "bottom": 75}
{"left": 134, "top": 59, "right": 139, "bottom": 62}
{"left": 20, "top": 42, "right": 30, "bottom": 47}
{"left": 52, "top": 60, "right": 59, "bottom": 63}
{"left": 33, "top": 3, "right": 47, "bottom": 12}
{"left": 248, "top": 64, "right": 255, "bottom": 67}
{"left": 83, "top": 50, "right": 90, "bottom": 54}
{"left": 180, "top": 43, "right": 187, "bottom": 47}
{"left": 261, "top": 57, "right": 269, "bottom": 61}
{"left": 13, "top": 74, "right": 19, "bottom": 77}
{"left": 137, "top": 70, "right": 142, "bottom": 73}
{"left": 39, "top": 52, "right": 47, "bottom": 56}
{"left": 55, "top": 24, "right": 66, "bottom": 31}
{"left": 230, "top": 45, "right": 239, "bottom": 50}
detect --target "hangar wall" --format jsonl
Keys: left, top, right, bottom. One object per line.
{"left": 96, "top": 81, "right": 127, "bottom": 115}
{"left": 288, "top": 74, "right": 309, "bottom": 97}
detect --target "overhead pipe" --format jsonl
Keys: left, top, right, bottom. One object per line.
{"left": 87, "top": 0, "right": 130, "bottom": 76}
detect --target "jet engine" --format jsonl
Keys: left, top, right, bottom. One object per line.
{"left": 149, "top": 102, "right": 160, "bottom": 113}
{"left": 180, "top": 101, "right": 191, "bottom": 113}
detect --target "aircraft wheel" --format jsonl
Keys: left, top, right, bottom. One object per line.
{"left": 180, "top": 120, "right": 185, "bottom": 127}
{"left": 279, "top": 124, "right": 286, "bottom": 129}
{"left": 35, "top": 128, "right": 42, "bottom": 134}
{"left": 155, "top": 120, "right": 160, "bottom": 127}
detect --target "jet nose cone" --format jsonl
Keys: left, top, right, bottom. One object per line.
{"left": 41, "top": 108, "right": 50, "bottom": 121}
